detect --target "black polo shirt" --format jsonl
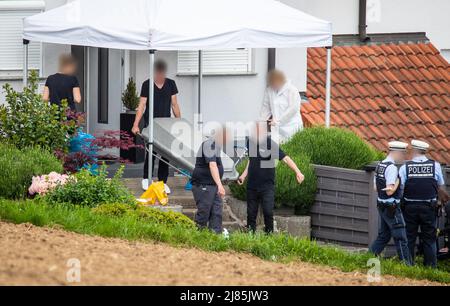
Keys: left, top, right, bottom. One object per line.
{"left": 140, "top": 78, "right": 178, "bottom": 125}
{"left": 247, "top": 137, "right": 286, "bottom": 191}
{"left": 192, "top": 139, "right": 224, "bottom": 186}
{"left": 45, "top": 73, "right": 80, "bottom": 110}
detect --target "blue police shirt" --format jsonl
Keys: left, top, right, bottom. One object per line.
{"left": 399, "top": 155, "right": 445, "bottom": 201}
{"left": 374, "top": 156, "right": 399, "bottom": 203}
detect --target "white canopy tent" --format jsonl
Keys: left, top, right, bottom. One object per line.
{"left": 22, "top": 0, "right": 333, "bottom": 178}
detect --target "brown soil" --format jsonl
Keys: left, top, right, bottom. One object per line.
{"left": 0, "top": 221, "right": 441, "bottom": 286}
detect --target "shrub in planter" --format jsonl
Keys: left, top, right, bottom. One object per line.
{"left": 0, "top": 71, "right": 77, "bottom": 153}
{"left": 0, "top": 143, "right": 63, "bottom": 199}
{"left": 284, "top": 126, "right": 383, "bottom": 170}
{"left": 92, "top": 203, "right": 196, "bottom": 229}
{"left": 45, "top": 165, "right": 135, "bottom": 207}
{"left": 230, "top": 152, "right": 316, "bottom": 215}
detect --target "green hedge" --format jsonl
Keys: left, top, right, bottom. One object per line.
{"left": 230, "top": 127, "right": 383, "bottom": 214}
{"left": 92, "top": 203, "right": 196, "bottom": 229}
{"left": 0, "top": 143, "right": 63, "bottom": 199}
{"left": 230, "top": 152, "right": 316, "bottom": 215}
{"left": 283, "top": 126, "right": 384, "bottom": 170}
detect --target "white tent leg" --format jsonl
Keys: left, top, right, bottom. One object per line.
{"left": 147, "top": 50, "right": 156, "bottom": 182}
{"left": 23, "top": 39, "right": 30, "bottom": 88}
{"left": 325, "top": 46, "right": 332, "bottom": 128}
{"left": 198, "top": 50, "right": 203, "bottom": 129}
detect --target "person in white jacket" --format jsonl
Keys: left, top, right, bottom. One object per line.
{"left": 260, "top": 70, "right": 303, "bottom": 143}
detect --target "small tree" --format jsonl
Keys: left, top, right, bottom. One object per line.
{"left": 0, "top": 71, "right": 76, "bottom": 153}
{"left": 122, "top": 78, "right": 140, "bottom": 112}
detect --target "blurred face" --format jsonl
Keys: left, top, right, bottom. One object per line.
{"left": 391, "top": 151, "right": 406, "bottom": 163}
{"left": 62, "top": 63, "right": 77, "bottom": 75}
{"left": 154, "top": 69, "right": 166, "bottom": 83}
{"left": 214, "top": 127, "right": 231, "bottom": 145}
{"left": 251, "top": 121, "right": 268, "bottom": 141}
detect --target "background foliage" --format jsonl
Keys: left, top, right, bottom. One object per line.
{"left": 0, "top": 143, "right": 63, "bottom": 199}
{"left": 0, "top": 71, "right": 76, "bottom": 153}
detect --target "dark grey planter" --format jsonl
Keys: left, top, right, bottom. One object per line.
{"left": 120, "top": 111, "right": 145, "bottom": 163}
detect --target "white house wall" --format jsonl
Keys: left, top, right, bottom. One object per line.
{"left": 281, "top": 0, "right": 450, "bottom": 60}
{"left": 0, "top": 0, "right": 70, "bottom": 104}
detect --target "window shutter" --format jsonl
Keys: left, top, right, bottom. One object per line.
{"left": 0, "top": 5, "right": 43, "bottom": 71}
{"left": 177, "top": 49, "right": 252, "bottom": 74}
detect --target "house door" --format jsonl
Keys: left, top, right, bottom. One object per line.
{"left": 87, "top": 48, "right": 125, "bottom": 135}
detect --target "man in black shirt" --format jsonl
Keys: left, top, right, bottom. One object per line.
{"left": 238, "top": 122, "right": 305, "bottom": 233}
{"left": 132, "top": 60, "right": 181, "bottom": 193}
{"left": 43, "top": 54, "right": 81, "bottom": 111}
{"left": 191, "top": 126, "right": 229, "bottom": 233}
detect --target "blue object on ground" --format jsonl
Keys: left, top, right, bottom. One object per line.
{"left": 69, "top": 128, "right": 98, "bottom": 174}
{"left": 185, "top": 180, "right": 193, "bottom": 191}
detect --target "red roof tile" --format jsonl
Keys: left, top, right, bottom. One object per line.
{"left": 302, "top": 42, "right": 450, "bottom": 165}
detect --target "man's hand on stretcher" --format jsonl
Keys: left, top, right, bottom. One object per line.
{"left": 132, "top": 125, "right": 140, "bottom": 136}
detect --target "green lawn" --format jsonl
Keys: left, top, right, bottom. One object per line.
{"left": 0, "top": 199, "right": 449, "bottom": 284}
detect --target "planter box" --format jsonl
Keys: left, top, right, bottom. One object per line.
{"left": 120, "top": 112, "right": 145, "bottom": 163}
{"left": 311, "top": 165, "right": 450, "bottom": 253}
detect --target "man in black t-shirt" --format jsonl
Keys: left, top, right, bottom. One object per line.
{"left": 238, "top": 122, "right": 305, "bottom": 233}
{"left": 132, "top": 60, "right": 181, "bottom": 194}
{"left": 43, "top": 54, "right": 81, "bottom": 111}
{"left": 191, "top": 126, "right": 229, "bottom": 233}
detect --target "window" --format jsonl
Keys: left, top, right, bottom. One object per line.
{"left": 177, "top": 49, "right": 253, "bottom": 75}
{"left": 0, "top": 1, "right": 44, "bottom": 74}
{"left": 98, "top": 48, "right": 109, "bottom": 124}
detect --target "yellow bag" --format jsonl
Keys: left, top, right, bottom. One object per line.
{"left": 152, "top": 181, "right": 169, "bottom": 206}
{"left": 139, "top": 181, "right": 168, "bottom": 206}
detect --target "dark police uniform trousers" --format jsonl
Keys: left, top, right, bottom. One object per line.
{"left": 370, "top": 161, "right": 411, "bottom": 265}
{"left": 402, "top": 159, "right": 439, "bottom": 268}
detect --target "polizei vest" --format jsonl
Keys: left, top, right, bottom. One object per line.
{"left": 403, "top": 160, "right": 438, "bottom": 201}
{"left": 375, "top": 161, "right": 401, "bottom": 201}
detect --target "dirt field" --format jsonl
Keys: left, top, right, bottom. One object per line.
{"left": 0, "top": 221, "right": 441, "bottom": 286}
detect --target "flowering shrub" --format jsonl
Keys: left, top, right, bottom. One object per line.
{"left": 45, "top": 165, "right": 135, "bottom": 207}
{"left": 28, "top": 172, "right": 70, "bottom": 196}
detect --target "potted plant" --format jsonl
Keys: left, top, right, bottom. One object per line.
{"left": 120, "top": 78, "right": 145, "bottom": 163}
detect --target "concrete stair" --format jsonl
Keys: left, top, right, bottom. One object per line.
{"left": 122, "top": 177, "right": 244, "bottom": 232}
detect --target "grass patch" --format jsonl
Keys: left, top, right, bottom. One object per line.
{"left": 0, "top": 199, "right": 448, "bottom": 284}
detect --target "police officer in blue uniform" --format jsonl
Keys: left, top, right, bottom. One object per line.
{"left": 370, "top": 141, "right": 411, "bottom": 265}
{"left": 399, "top": 140, "right": 446, "bottom": 268}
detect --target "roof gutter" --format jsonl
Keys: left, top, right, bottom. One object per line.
{"left": 358, "top": 0, "right": 370, "bottom": 42}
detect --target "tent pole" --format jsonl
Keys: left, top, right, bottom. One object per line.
{"left": 23, "top": 39, "right": 30, "bottom": 88}
{"left": 148, "top": 50, "right": 156, "bottom": 183}
{"left": 198, "top": 50, "right": 203, "bottom": 128}
{"left": 325, "top": 46, "right": 332, "bottom": 128}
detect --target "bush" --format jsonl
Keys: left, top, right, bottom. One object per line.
{"left": 230, "top": 127, "right": 382, "bottom": 214}
{"left": 45, "top": 165, "right": 135, "bottom": 207}
{"left": 0, "top": 71, "right": 77, "bottom": 153}
{"left": 283, "top": 126, "right": 383, "bottom": 170}
{"left": 92, "top": 203, "right": 196, "bottom": 229}
{"left": 0, "top": 143, "right": 63, "bottom": 199}
{"left": 230, "top": 152, "right": 316, "bottom": 214}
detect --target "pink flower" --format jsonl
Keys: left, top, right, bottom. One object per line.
{"left": 28, "top": 172, "right": 71, "bottom": 196}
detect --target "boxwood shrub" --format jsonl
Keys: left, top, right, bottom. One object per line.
{"left": 230, "top": 152, "right": 316, "bottom": 215}
{"left": 230, "top": 127, "right": 382, "bottom": 214}
{"left": 283, "top": 126, "right": 384, "bottom": 170}
{"left": 0, "top": 143, "right": 63, "bottom": 199}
